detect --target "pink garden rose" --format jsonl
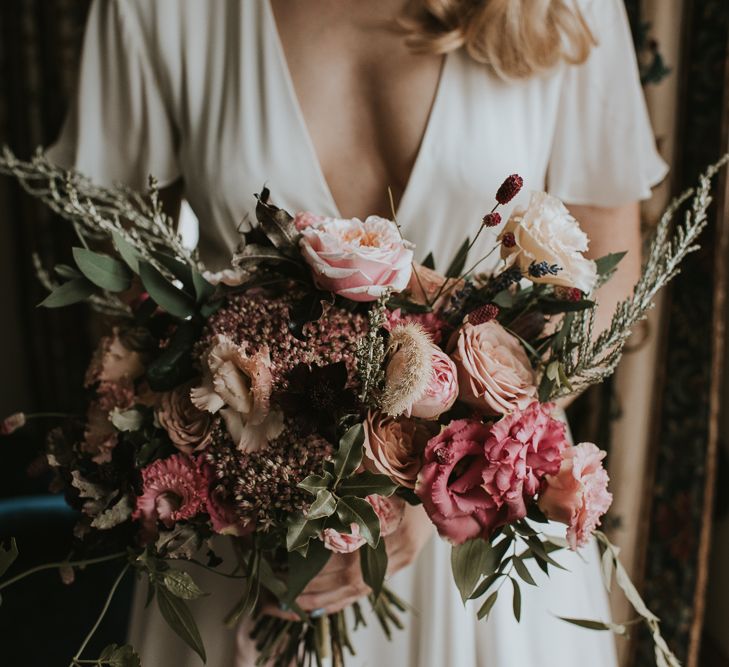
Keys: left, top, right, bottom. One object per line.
{"left": 133, "top": 454, "right": 208, "bottom": 541}
{"left": 482, "top": 402, "right": 568, "bottom": 525}
{"left": 538, "top": 442, "right": 613, "bottom": 550}
{"left": 322, "top": 524, "right": 367, "bottom": 553}
{"left": 415, "top": 419, "right": 495, "bottom": 544}
{"left": 363, "top": 411, "right": 430, "bottom": 488}
{"left": 157, "top": 383, "right": 213, "bottom": 455}
{"left": 409, "top": 346, "right": 458, "bottom": 420}
{"left": 299, "top": 215, "right": 414, "bottom": 302}
{"left": 191, "top": 334, "right": 283, "bottom": 452}
{"left": 366, "top": 494, "right": 406, "bottom": 537}
{"left": 450, "top": 320, "right": 537, "bottom": 415}
{"left": 293, "top": 211, "right": 324, "bottom": 231}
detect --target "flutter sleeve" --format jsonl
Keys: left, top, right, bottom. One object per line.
{"left": 546, "top": 0, "right": 668, "bottom": 206}
{"left": 46, "top": 0, "right": 180, "bottom": 190}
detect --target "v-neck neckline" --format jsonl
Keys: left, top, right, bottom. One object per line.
{"left": 265, "top": 0, "right": 449, "bottom": 221}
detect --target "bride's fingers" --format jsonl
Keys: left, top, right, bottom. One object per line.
{"left": 259, "top": 602, "right": 301, "bottom": 621}
{"left": 296, "top": 581, "right": 370, "bottom": 612}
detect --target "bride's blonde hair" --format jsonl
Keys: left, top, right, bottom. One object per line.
{"left": 403, "top": 0, "right": 596, "bottom": 79}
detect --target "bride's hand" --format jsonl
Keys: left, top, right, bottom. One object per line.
{"left": 261, "top": 503, "right": 433, "bottom": 620}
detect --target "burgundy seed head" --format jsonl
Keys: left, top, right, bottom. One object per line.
{"left": 495, "top": 174, "right": 524, "bottom": 205}
{"left": 467, "top": 304, "right": 500, "bottom": 325}
{"left": 555, "top": 286, "right": 583, "bottom": 302}
{"left": 482, "top": 212, "right": 502, "bottom": 228}
{"left": 501, "top": 232, "right": 516, "bottom": 248}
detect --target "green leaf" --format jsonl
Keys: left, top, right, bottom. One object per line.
{"left": 445, "top": 238, "right": 470, "bottom": 278}
{"left": 360, "top": 539, "right": 388, "bottom": 600}
{"left": 451, "top": 539, "right": 493, "bottom": 603}
{"left": 139, "top": 261, "right": 195, "bottom": 319}
{"left": 335, "top": 496, "right": 381, "bottom": 547}
{"left": 151, "top": 251, "right": 194, "bottom": 290}
{"left": 485, "top": 535, "right": 512, "bottom": 576}
{"left": 492, "top": 289, "right": 516, "bottom": 308}
{"left": 469, "top": 572, "right": 502, "bottom": 601}
{"left": 157, "top": 586, "right": 206, "bottom": 662}
{"left": 511, "top": 577, "right": 522, "bottom": 622}
{"left": 298, "top": 472, "right": 334, "bottom": 496}
{"left": 526, "top": 505, "right": 550, "bottom": 524}
{"left": 306, "top": 489, "right": 338, "bottom": 520}
{"left": 512, "top": 556, "right": 537, "bottom": 586}
{"left": 0, "top": 537, "right": 19, "bottom": 578}
{"left": 396, "top": 487, "right": 422, "bottom": 506}
{"left": 595, "top": 251, "right": 627, "bottom": 278}
{"left": 477, "top": 591, "right": 498, "bottom": 620}
{"left": 107, "top": 644, "right": 142, "bottom": 667}
{"left": 53, "top": 264, "right": 81, "bottom": 280}
{"left": 191, "top": 270, "right": 215, "bottom": 304}
{"left": 284, "top": 540, "right": 331, "bottom": 604}
{"left": 72, "top": 247, "right": 131, "bottom": 292}
{"left": 557, "top": 617, "right": 615, "bottom": 631}
{"left": 422, "top": 252, "right": 436, "bottom": 270}
{"left": 112, "top": 231, "right": 141, "bottom": 274}
{"left": 161, "top": 570, "right": 207, "bottom": 600}
{"left": 333, "top": 423, "right": 365, "bottom": 483}
{"left": 337, "top": 471, "right": 398, "bottom": 498}
{"left": 286, "top": 516, "right": 325, "bottom": 552}
{"left": 539, "top": 298, "right": 595, "bottom": 315}
{"left": 38, "top": 277, "right": 96, "bottom": 308}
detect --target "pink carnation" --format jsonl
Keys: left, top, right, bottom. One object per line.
{"left": 322, "top": 524, "right": 367, "bottom": 553}
{"left": 133, "top": 454, "right": 208, "bottom": 541}
{"left": 538, "top": 442, "right": 613, "bottom": 550}
{"left": 481, "top": 402, "right": 568, "bottom": 526}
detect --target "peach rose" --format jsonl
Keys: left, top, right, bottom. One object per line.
{"left": 409, "top": 346, "right": 458, "bottom": 420}
{"left": 450, "top": 321, "right": 537, "bottom": 415}
{"left": 362, "top": 411, "right": 429, "bottom": 488}
{"left": 191, "top": 335, "right": 283, "bottom": 452}
{"left": 498, "top": 192, "right": 598, "bottom": 294}
{"left": 407, "top": 264, "right": 464, "bottom": 311}
{"left": 156, "top": 383, "right": 213, "bottom": 455}
{"left": 538, "top": 442, "right": 613, "bottom": 550}
{"left": 299, "top": 215, "right": 414, "bottom": 301}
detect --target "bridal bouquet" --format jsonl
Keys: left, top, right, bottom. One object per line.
{"left": 2, "top": 149, "right": 723, "bottom": 667}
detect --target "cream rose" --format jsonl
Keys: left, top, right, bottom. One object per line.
{"left": 191, "top": 334, "right": 283, "bottom": 452}
{"left": 450, "top": 321, "right": 537, "bottom": 415}
{"left": 299, "top": 215, "right": 414, "bottom": 302}
{"left": 499, "top": 192, "right": 598, "bottom": 294}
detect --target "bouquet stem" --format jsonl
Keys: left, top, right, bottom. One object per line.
{"left": 314, "top": 615, "right": 331, "bottom": 661}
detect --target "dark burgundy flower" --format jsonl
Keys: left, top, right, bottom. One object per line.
{"left": 467, "top": 304, "right": 500, "bottom": 325}
{"left": 482, "top": 212, "right": 502, "bottom": 228}
{"left": 275, "top": 362, "right": 358, "bottom": 435}
{"left": 495, "top": 174, "right": 524, "bottom": 205}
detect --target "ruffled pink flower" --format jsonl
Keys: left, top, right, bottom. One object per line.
{"left": 197, "top": 463, "right": 251, "bottom": 536}
{"left": 409, "top": 346, "right": 459, "bottom": 420}
{"left": 416, "top": 419, "right": 496, "bottom": 544}
{"left": 481, "top": 402, "right": 568, "bottom": 526}
{"left": 538, "top": 442, "right": 613, "bottom": 550}
{"left": 450, "top": 320, "right": 537, "bottom": 415}
{"left": 293, "top": 211, "right": 324, "bottom": 231}
{"left": 366, "top": 494, "right": 406, "bottom": 537}
{"left": 133, "top": 454, "right": 208, "bottom": 541}
{"left": 385, "top": 308, "right": 449, "bottom": 345}
{"left": 299, "top": 215, "right": 414, "bottom": 302}
{"left": 322, "top": 524, "right": 367, "bottom": 553}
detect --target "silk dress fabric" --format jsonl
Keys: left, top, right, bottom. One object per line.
{"left": 48, "top": 1, "right": 668, "bottom": 665}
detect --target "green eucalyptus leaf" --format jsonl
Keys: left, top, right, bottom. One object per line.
{"left": 72, "top": 247, "right": 131, "bottom": 292}
{"left": 0, "top": 537, "right": 19, "bottom": 578}
{"left": 306, "top": 489, "right": 337, "bottom": 520}
{"left": 139, "top": 261, "right": 195, "bottom": 319}
{"left": 284, "top": 540, "right": 331, "bottom": 605}
{"left": 112, "top": 231, "right": 141, "bottom": 274}
{"left": 157, "top": 586, "right": 207, "bottom": 662}
{"left": 360, "top": 539, "right": 388, "bottom": 601}
{"left": 333, "top": 423, "right": 365, "bottom": 482}
{"left": 38, "top": 277, "right": 96, "bottom": 308}
{"left": 451, "top": 539, "right": 493, "bottom": 603}
{"left": 298, "top": 473, "right": 334, "bottom": 496}
{"left": 511, "top": 577, "right": 522, "bottom": 622}
{"left": 512, "top": 556, "right": 537, "bottom": 586}
{"left": 151, "top": 251, "right": 194, "bottom": 290}
{"left": 286, "top": 516, "right": 325, "bottom": 552}
{"left": 161, "top": 570, "right": 207, "bottom": 600}
{"left": 335, "top": 496, "right": 380, "bottom": 547}
{"left": 53, "top": 264, "right": 81, "bottom": 280}
{"left": 337, "top": 471, "right": 398, "bottom": 498}
{"left": 477, "top": 591, "right": 498, "bottom": 620}
{"left": 191, "top": 270, "right": 215, "bottom": 304}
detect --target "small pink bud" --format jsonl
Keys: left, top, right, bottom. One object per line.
{"left": 482, "top": 212, "right": 502, "bottom": 228}
{"left": 495, "top": 174, "right": 524, "bottom": 205}
{"left": 1, "top": 412, "right": 26, "bottom": 435}
{"left": 501, "top": 232, "right": 516, "bottom": 248}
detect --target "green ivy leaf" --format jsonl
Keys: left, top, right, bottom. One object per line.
{"left": 337, "top": 471, "right": 398, "bottom": 498}
{"left": 72, "top": 247, "right": 131, "bottom": 292}
{"left": 333, "top": 424, "right": 365, "bottom": 483}
{"left": 335, "top": 496, "right": 380, "bottom": 548}
{"left": 156, "top": 586, "right": 206, "bottom": 662}
{"left": 306, "top": 489, "right": 337, "bottom": 520}
{"left": 0, "top": 537, "right": 18, "bottom": 578}
{"left": 477, "top": 591, "right": 498, "bottom": 620}
{"left": 38, "top": 277, "right": 96, "bottom": 308}
{"left": 139, "top": 261, "right": 196, "bottom": 319}
{"left": 451, "top": 539, "right": 493, "bottom": 603}
{"left": 360, "top": 539, "right": 388, "bottom": 601}
{"left": 112, "top": 231, "right": 141, "bottom": 274}
{"left": 284, "top": 540, "right": 331, "bottom": 605}
{"left": 161, "top": 570, "right": 207, "bottom": 600}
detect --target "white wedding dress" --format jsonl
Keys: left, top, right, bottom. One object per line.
{"left": 49, "top": 0, "right": 667, "bottom": 665}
